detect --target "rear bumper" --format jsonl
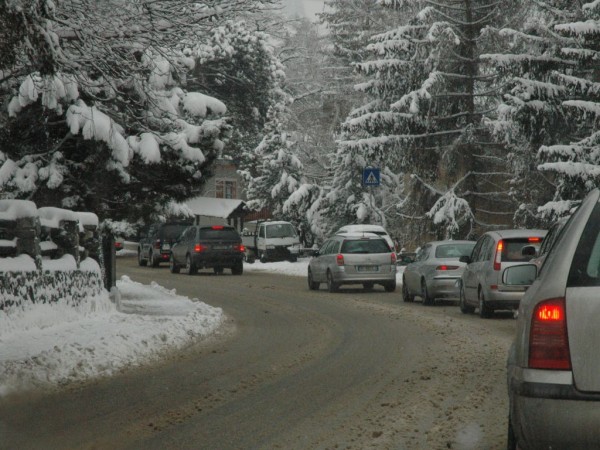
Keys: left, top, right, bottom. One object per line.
{"left": 510, "top": 368, "right": 600, "bottom": 449}
{"left": 191, "top": 253, "right": 243, "bottom": 268}
{"left": 332, "top": 267, "right": 396, "bottom": 285}
{"left": 484, "top": 288, "right": 523, "bottom": 309}
{"left": 430, "top": 277, "right": 461, "bottom": 298}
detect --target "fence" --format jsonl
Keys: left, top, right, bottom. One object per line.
{"left": 0, "top": 200, "right": 114, "bottom": 310}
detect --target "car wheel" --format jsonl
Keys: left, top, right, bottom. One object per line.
{"left": 214, "top": 266, "right": 224, "bottom": 275}
{"left": 327, "top": 270, "right": 338, "bottom": 293}
{"left": 402, "top": 278, "right": 414, "bottom": 302}
{"left": 231, "top": 262, "right": 243, "bottom": 275}
{"left": 169, "top": 254, "right": 180, "bottom": 274}
{"left": 138, "top": 249, "right": 147, "bottom": 267}
{"left": 363, "top": 282, "right": 374, "bottom": 290}
{"left": 421, "top": 279, "right": 434, "bottom": 306}
{"left": 459, "top": 283, "right": 474, "bottom": 314}
{"left": 478, "top": 288, "right": 492, "bottom": 318}
{"left": 308, "top": 268, "right": 319, "bottom": 290}
{"left": 186, "top": 254, "right": 197, "bottom": 275}
{"left": 384, "top": 280, "right": 396, "bottom": 292}
{"left": 260, "top": 252, "right": 267, "bottom": 263}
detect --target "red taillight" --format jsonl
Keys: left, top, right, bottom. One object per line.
{"left": 236, "top": 244, "right": 246, "bottom": 252}
{"left": 194, "top": 244, "right": 206, "bottom": 253}
{"left": 436, "top": 265, "right": 458, "bottom": 271}
{"left": 529, "top": 298, "right": 571, "bottom": 370}
{"left": 493, "top": 240, "right": 503, "bottom": 270}
{"left": 153, "top": 239, "right": 161, "bottom": 249}
{"left": 391, "top": 252, "right": 397, "bottom": 264}
{"left": 528, "top": 237, "right": 541, "bottom": 243}
{"left": 211, "top": 225, "right": 224, "bottom": 230}
{"left": 336, "top": 254, "right": 344, "bottom": 266}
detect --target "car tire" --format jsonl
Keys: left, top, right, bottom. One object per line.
{"left": 421, "top": 279, "right": 434, "bottom": 306}
{"left": 214, "top": 266, "right": 224, "bottom": 275}
{"left": 149, "top": 251, "right": 159, "bottom": 268}
{"left": 384, "top": 280, "right": 396, "bottom": 292}
{"left": 169, "top": 255, "right": 180, "bottom": 274}
{"left": 260, "top": 252, "right": 267, "bottom": 263}
{"left": 231, "top": 262, "right": 243, "bottom": 275}
{"left": 478, "top": 288, "right": 492, "bottom": 318}
{"left": 459, "top": 283, "right": 474, "bottom": 314}
{"left": 186, "top": 254, "right": 197, "bottom": 275}
{"left": 327, "top": 270, "right": 338, "bottom": 293}
{"left": 138, "top": 249, "right": 147, "bottom": 267}
{"left": 402, "top": 277, "right": 414, "bottom": 302}
{"left": 308, "top": 268, "right": 319, "bottom": 290}
{"left": 507, "top": 412, "right": 517, "bottom": 450}
{"left": 363, "top": 282, "right": 374, "bottom": 290}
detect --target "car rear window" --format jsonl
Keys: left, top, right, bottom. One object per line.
{"left": 501, "top": 238, "right": 543, "bottom": 262}
{"left": 435, "top": 243, "right": 475, "bottom": 258}
{"left": 198, "top": 228, "right": 240, "bottom": 240}
{"left": 341, "top": 239, "right": 390, "bottom": 254}
{"left": 159, "top": 224, "right": 189, "bottom": 240}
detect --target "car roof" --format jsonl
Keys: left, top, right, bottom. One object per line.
{"left": 485, "top": 229, "right": 547, "bottom": 238}
{"left": 261, "top": 221, "right": 292, "bottom": 226}
{"left": 337, "top": 224, "right": 387, "bottom": 232}
{"left": 425, "top": 240, "right": 476, "bottom": 246}
{"left": 335, "top": 231, "right": 383, "bottom": 239}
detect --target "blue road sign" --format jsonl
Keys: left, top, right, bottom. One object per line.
{"left": 362, "top": 168, "right": 381, "bottom": 186}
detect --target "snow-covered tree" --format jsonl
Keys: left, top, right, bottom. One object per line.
{"left": 0, "top": 0, "right": 278, "bottom": 223}
{"left": 483, "top": 0, "right": 600, "bottom": 225}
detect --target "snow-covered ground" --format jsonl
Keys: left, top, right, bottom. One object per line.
{"left": 0, "top": 252, "right": 405, "bottom": 396}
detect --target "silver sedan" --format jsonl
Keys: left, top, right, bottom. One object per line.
{"left": 402, "top": 240, "right": 475, "bottom": 305}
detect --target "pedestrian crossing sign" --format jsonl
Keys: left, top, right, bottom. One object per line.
{"left": 362, "top": 168, "right": 381, "bottom": 186}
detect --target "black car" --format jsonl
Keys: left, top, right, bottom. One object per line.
{"left": 169, "top": 225, "right": 245, "bottom": 275}
{"left": 138, "top": 221, "right": 192, "bottom": 267}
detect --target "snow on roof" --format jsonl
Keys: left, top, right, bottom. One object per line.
{"left": 0, "top": 200, "right": 38, "bottom": 221}
{"left": 38, "top": 206, "right": 78, "bottom": 228}
{"left": 183, "top": 196, "right": 246, "bottom": 219}
{"left": 75, "top": 211, "right": 99, "bottom": 228}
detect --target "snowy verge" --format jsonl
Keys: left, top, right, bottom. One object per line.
{"left": 0, "top": 275, "right": 223, "bottom": 396}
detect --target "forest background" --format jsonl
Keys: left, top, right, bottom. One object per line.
{"left": 1, "top": 0, "right": 598, "bottom": 249}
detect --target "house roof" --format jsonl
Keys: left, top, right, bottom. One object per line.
{"left": 183, "top": 196, "right": 247, "bottom": 219}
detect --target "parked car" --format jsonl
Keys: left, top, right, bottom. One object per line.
{"left": 169, "top": 225, "right": 245, "bottom": 275}
{"left": 307, "top": 232, "right": 397, "bottom": 292}
{"left": 505, "top": 189, "right": 600, "bottom": 449}
{"left": 459, "top": 229, "right": 546, "bottom": 317}
{"left": 242, "top": 220, "right": 301, "bottom": 263}
{"left": 402, "top": 240, "right": 476, "bottom": 305}
{"left": 114, "top": 237, "right": 125, "bottom": 252}
{"left": 336, "top": 224, "right": 395, "bottom": 251}
{"left": 138, "top": 220, "right": 193, "bottom": 267}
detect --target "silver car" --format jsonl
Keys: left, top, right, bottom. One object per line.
{"left": 402, "top": 240, "right": 475, "bottom": 305}
{"left": 307, "top": 232, "right": 397, "bottom": 292}
{"left": 459, "top": 229, "right": 546, "bottom": 317}
{"left": 506, "top": 188, "right": 600, "bottom": 449}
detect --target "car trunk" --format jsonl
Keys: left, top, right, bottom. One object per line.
{"left": 567, "top": 286, "right": 600, "bottom": 392}
{"left": 342, "top": 253, "right": 391, "bottom": 274}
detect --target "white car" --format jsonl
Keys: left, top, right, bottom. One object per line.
{"left": 336, "top": 224, "right": 395, "bottom": 252}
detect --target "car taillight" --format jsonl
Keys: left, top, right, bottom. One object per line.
{"left": 436, "top": 265, "right": 458, "bottom": 271}
{"left": 391, "top": 252, "right": 397, "bottom": 264}
{"left": 236, "top": 244, "right": 246, "bottom": 252}
{"left": 493, "top": 240, "right": 503, "bottom": 271}
{"left": 336, "top": 254, "right": 344, "bottom": 266}
{"left": 529, "top": 237, "right": 541, "bottom": 243}
{"left": 153, "top": 239, "right": 161, "bottom": 249}
{"left": 529, "top": 298, "right": 571, "bottom": 370}
{"left": 194, "top": 244, "right": 206, "bottom": 253}
{"left": 211, "top": 226, "right": 224, "bottom": 230}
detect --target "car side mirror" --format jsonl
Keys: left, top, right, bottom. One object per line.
{"left": 459, "top": 255, "right": 471, "bottom": 264}
{"left": 502, "top": 264, "right": 537, "bottom": 286}
{"left": 313, "top": 250, "right": 320, "bottom": 257}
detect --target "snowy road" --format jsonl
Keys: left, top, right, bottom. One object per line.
{"left": 0, "top": 255, "right": 515, "bottom": 449}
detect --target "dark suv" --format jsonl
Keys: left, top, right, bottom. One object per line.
{"left": 169, "top": 225, "right": 245, "bottom": 275}
{"left": 138, "top": 221, "right": 192, "bottom": 267}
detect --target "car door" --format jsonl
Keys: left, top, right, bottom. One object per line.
{"left": 312, "top": 240, "right": 333, "bottom": 282}
{"left": 462, "top": 236, "right": 486, "bottom": 302}
{"left": 172, "top": 226, "right": 193, "bottom": 264}
{"left": 405, "top": 245, "right": 429, "bottom": 294}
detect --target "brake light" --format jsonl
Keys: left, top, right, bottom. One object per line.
{"left": 436, "top": 265, "right": 459, "bottom": 271}
{"left": 494, "top": 240, "right": 503, "bottom": 271}
{"left": 336, "top": 254, "right": 344, "bottom": 266}
{"left": 391, "top": 252, "right": 397, "bottom": 264}
{"left": 194, "top": 244, "right": 206, "bottom": 253}
{"left": 236, "top": 244, "right": 246, "bottom": 252}
{"left": 528, "top": 237, "right": 541, "bottom": 243}
{"left": 529, "top": 298, "right": 571, "bottom": 370}
{"left": 153, "top": 239, "right": 161, "bottom": 249}
{"left": 211, "top": 225, "right": 224, "bottom": 230}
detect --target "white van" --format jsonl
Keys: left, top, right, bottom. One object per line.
{"left": 336, "top": 224, "right": 395, "bottom": 251}
{"left": 242, "top": 220, "right": 301, "bottom": 263}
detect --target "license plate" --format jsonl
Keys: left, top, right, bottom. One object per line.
{"left": 212, "top": 245, "right": 228, "bottom": 250}
{"left": 162, "top": 243, "right": 170, "bottom": 250}
{"left": 356, "top": 265, "right": 379, "bottom": 272}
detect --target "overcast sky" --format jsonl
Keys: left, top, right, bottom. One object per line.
{"left": 283, "top": 0, "right": 325, "bottom": 21}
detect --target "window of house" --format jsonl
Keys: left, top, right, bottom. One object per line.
{"left": 216, "top": 179, "right": 237, "bottom": 199}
